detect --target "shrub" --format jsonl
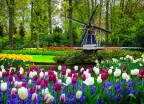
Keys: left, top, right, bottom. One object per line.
{"left": 54, "top": 50, "right": 144, "bottom": 65}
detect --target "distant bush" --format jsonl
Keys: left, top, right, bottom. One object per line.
{"left": 54, "top": 50, "right": 144, "bottom": 65}
{"left": 2, "top": 49, "right": 78, "bottom": 56}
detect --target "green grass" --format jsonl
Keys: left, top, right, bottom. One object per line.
{"left": 31, "top": 55, "right": 56, "bottom": 63}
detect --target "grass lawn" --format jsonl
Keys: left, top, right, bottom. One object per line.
{"left": 31, "top": 55, "right": 56, "bottom": 63}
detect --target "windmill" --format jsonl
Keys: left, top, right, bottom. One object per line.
{"left": 67, "top": 6, "right": 110, "bottom": 49}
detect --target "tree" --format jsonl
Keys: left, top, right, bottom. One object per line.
{"left": 6, "top": 0, "right": 15, "bottom": 49}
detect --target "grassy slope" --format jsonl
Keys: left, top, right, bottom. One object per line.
{"left": 31, "top": 55, "right": 56, "bottom": 63}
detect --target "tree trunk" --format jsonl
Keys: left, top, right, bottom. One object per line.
{"left": 6, "top": 0, "right": 14, "bottom": 49}
{"left": 31, "top": 1, "right": 34, "bottom": 47}
{"left": 48, "top": 0, "right": 52, "bottom": 34}
{"left": 68, "top": 0, "right": 73, "bottom": 46}
{"left": 99, "top": 0, "right": 103, "bottom": 46}
{"left": 105, "top": 0, "right": 109, "bottom": 46}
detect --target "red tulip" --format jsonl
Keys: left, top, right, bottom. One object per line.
{"left": 30, "top": 87, "right": 35, "bottom": 94}
{"left": 73, "top": 73, "right": 78, "bottom": 79}
{"left": 34, "top": 75, "right": 39, "bottom": 81}
{"left": 101, "top": 73, "right": 107, "bottom": 81}
{"left": 22, "top": 82, "right": 27, "bottom": 88}
{"left": 138, "top": 74, "right": 143, "bottom": 80}
{"left": 67, "top": 72, "right": 72, "bottom": 77}
{"left": 54, "top": 82, "right": 61, "bottom": 92}
{"left": 140, "top": 69, "right": 144, "bottom": 76}
{"left": 60, "top": 94, "right": 65, "bottom": 103}
{"left": 9, "top": 69, "right": 14, "bottom": 75}
{"left": 9, "top": 75, "right": 13, "bottom": 82}
{"left": 62, "top": 69, "right": 66, "bottom": 76}
{"left": 88, "top": 68, "right": 92, "bottom": 73}
{"left": 122, "top": 66, "right": 126, "bottom": 71}
{"left": 8, "top": 64, "right": 11, "bottom": 69}
{"left": 18, "top": 74, "right": 23, "bottom": 80}
{"left": 36, "top": 78, "right": 41, "bottom": 85}
{"left": 72, "top": 77, "right": 77, "bottom": 84}
{"left": 100, "top": 68, "right": 107, "bottom": 73}
{"left": 41, "top": 80, "right": 47, "bottom": 87}
{"left": 11, "top": 88, "right": 17, "bottom": 96}
{"left": 82, "top": 74, "right": 86, "bottom": 81}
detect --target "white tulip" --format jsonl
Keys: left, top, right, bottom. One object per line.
{"left": 18, "top": 87, "right": 28, "bottom": 100}
{"left": 0, "top": 82, "right": 7, "bottom": 91}
{"left": 66, "top": 77, "right": 71, "bottom": 85}
{"left": 29, "top": 72, "right": 34, "bottom": 78}
{"left": 114, "top": 69, "right": 121, "bottom": 77}
{"left": 54, "top": 71, "right": 58, "bottom": 76}
{"left": 76, "top": 91, "right": 82, "bottom": 99}
{"left": 97, "top": 77, "right": 102, "bottom": 83}
{"left": 33, "top": 71, "right": 37, "bottom": 76}
{"left": 131, "top": 70, "right": 135, "bottom": 75}
{"left": 134, "top": 69, "right": 139, "bottom": 75}
{"left": 0, "top": 71, "right": 2, "bottom": 78}
{"left": 36, "top": 85, "right": 41, "bottom": 90}
{"left": 94, "top": 67, "right": 99, "bottom": 75}
{"left": 108, "top": 69, "right": 112, "bottom": 74}
{"left": 20, "top": 67, "right": 24, "bottom": 74}
{"left": 58, "top": 79, "right": 62, "bottom": 84}
{"left": 28, "top": 79, "right": 32, "bottom": 85}
{"left": 39, "top": 72, "right": 44, "bottom": 78}
{"left": 11, "top": 88, "right": 17, "bottom": 96}
{"left": 42, "top": 88, "right": 49, "bottom": 96}
{"left": 66, "top": 69, "right": 71, "bottom": 74}
{"left": 45, "top": 95, "right": 54, "bottom": 104}
{"left": 58, "top": 65, "right": 62, "bottom": 71}
{"left": 0, "top": 65, "right": 4, "bottom": 69}
{"left": 74, "top": 66, "right": 78, "bottom": 70}
{"left": 84, "top": 77, "right": 94, "bottom": 86}
{"left": 80, "top": 68, "right": 84, "bottom": 73}
{"left": 2, "top": 69, "right": 5, "bottom": 72}
{"left": 122, "top": 73, "right": 128, "bottom": 80}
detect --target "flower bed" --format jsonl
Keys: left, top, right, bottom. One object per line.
{"left": 0, "top": 54, "right": 32, "bottom": 69}
{"left": 0, "top": 54, "right": 144, "bottom": 104}
{"left": 44, "top": 46, "right": 73, "bottom": 51}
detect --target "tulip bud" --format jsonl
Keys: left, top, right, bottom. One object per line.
{"left": 72, "top": 77, "right": 77, "bottom": 84}
{"left": 45, "top": 72, "right": 48, "bottom": 77}
{"left": 0, "top": 82, "right": 7, "bottom": 91}
{"left": 58, "top": 65, "right": 62, "bottom": 71}
{"left": 84, "top": 77, "right": 94, "bottom": 86}
{"left": 60, "top": 94, "right": 65, "bottom": 103}
{"left": 74, "top": 66, "right": 78, "bottom": 70}
{"left": 80, "top": 68, "right": 84, "bottom": 73}
{"left": 30, "top": 87, "right": 35, "bottom": 94}
{"left": 76, "top": 91, "right": 82, "bottom": 99}
{"left": 54, "top": 82, "right": 61, "bottom": 92}
{"left": 44, "top": 94, "right": 54, "bottom": 104}
{"left": 82, "top": 74, "right": 86, "bottom": 81}
{"left": 66, "top": 77, "right": 71, "bottom": 85}
{"left": 101, "top": 73, "right": 107, "bottom": 81}
{"left": 39, "top": 72, "right": 44, "bottom": 78}
{"left": 42, "top": 88, "right": 49, "bottom": 96}
{"left": 0, "top": 65, "right": 4, "bottom": 69}
{"left": 18, "top": 74, "right": 23, "bottom": 80}
{"left": 29, "top": 72, "right": 34, "bottom": 78}
{"left": 108, "top": 69, "right": 112, "bottom": 74}
{"left": 122, "top": 73, "right": 128, "bottom": 80}
{"left": 34, "top": 75, "right": 38, "bottom": 81}
{"left": 66, "top": 69, "right": 71, "bottom": 74}
{"left": 18, "top": 87, "right": 28, "bottom": 100}
{"left": 32, "top": 93, "right": 38, "bottom": 102}
{"left": 36, "top": 78, "right": 41, "bottom": 85}
{"left": 20, "top": 67, "right": 24, "bottom": 74}
{"left": 97, "top": 77, "right": 102, "bottom": 83}
{"left": 122, "top": 66, "right": 126, "bottom": 71}
{"left": 28, "top": 79, "right": 32, "bottom": 85}
{"left": 36, "top": 85, "right": 41, "bottom": 90}
{"left": 11, "top": 88, "right": 17, "bottom": 96}
{"left": 9, "top": 75, "right": 13, "bottom": 82}
{"left": 22, "top": 82, "right": 27, "bottom": 88}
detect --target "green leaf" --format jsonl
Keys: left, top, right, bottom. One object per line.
{"left": 128, "top": 94, "right": 136, "bottom": 99}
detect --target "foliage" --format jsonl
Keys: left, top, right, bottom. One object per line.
{"left": 54, "top": 50, "right": 144, "bottom": 65}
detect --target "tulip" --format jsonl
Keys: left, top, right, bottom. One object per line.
{"left": 62, "top": 69, "right": 66, "bottom": 76}
{"left": 66, "top": 77, "right": 72, "bottom": 85}
{"left": 108, "top": 69, "right": 112, "bottom": 74}
{"left": 0, "top": 71, "right": 2, "bottom": 78}
{"left": 101, "top": 73, "right": 107, "bottom": 81}
{"left": 11, "top": 88, "right": 17, "bottom": 96}
{"left": 76, "top": 91, "right": 82, "bottom": 99}
{"left": 36, "top": 85, "right": 41, "bottom": 90}
{"left": 9, "top": 69, "right": 14, "bottom": 75}
{"left": 139, "top": 69, "right": 144, "bottom": 75}
{"left": 97, "top": 77, "right": 102, "bottom": 83}
{"left": 44, "top": 94, "right": 54, "bottom": 104}
{"left": 36, "top": 78, "right": 41, "bottom": 85}
{"left": 100, "top": 68, "right": 107, "bottom": 73}
{"left": 122, "top": 73, "right": 128, "bottom": 80}
{"left": 9, "top": 75, "right": 13, "bottom": 82}
{"left": 42, "top": 88, "right": 49, "bottom": 96}
{"left": 84, "top": 77, "right": 94, "bottom": 86}
{"left": 138, "top": 74, "right": 143, "bottom": 80}
{"left": 82, "top": 74, "right": 86, "bottom": 81}
{"left": 66, "top": 69, "right": 71, "bottom": 74}
{"left": 29, "top": 72, "right": 34, "bottom": 78}
{"left": 72, "top": 77, "right": 77, "bottom": 84}
{"left": 122, "top": 66, "right": 126, "bottom": 71}
{"left": 0, "top": 65, "right": 4, "bottom": 69}
{"left": 45, "top": 72, "right": 48, "bottom": 77}
{"left": 60, "top": 94, "right": 65, "bottom": 103}
{"left": 41, "top": 80, "right": 47, "bottom": 87}
{"left": 22, "top": 82, "right": 27, "bottom": 88}
{"left": 30, "top": 87, "right": 35, "bottom": 94}
{"left": 54, "top": 82, "right": 61, "bottom": 92}
{"left": 114, "top": 69, "right": 121, "bottom": 77}
{"left": 67, "top": 72, "right": 72, "bottom": 77}
{"left": 18, "top": 87, "right": 28, "bottom": 100}
{"left": 18, "top": 74, "right": 23, "bottom": 80}
{"left": 34, "top": 75, "right": 39, "bottom": 81}
{"left": 39, "top": 72, "right": 44, "bottom": 78}
{"left": 28, "top": 79, "right": 32, "bottom": 85}
{"left": 88, "top": 68, "right": 92, "bottom": 73}
{"left": 74, "top": 66, "right": 78, "bottom": 70}
{"left": 0, "top": 82, "right": 7, "bottom": 91}
{"left": 32, "top": 93, "right": 38, "bottom": 102}
{"left": 58, "top": 65, "right": 62, "bottom": 71}
{"left": 93, "top": 67, "right": 99, "bottom": 75}
{"left": 20, "top": 67, "right": 24, "bottom": 74}
{"left": 73, "top": 73, "right": 78, "bottom": 79}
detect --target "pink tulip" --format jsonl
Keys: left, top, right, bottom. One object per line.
{"left": 82, "top": 74, "right": 86, "bottom": 81}
{"left": 18, "top": 74, "right": 23, "bottom": 80}
{"left": 36, "top": 78, "right": 41, "bottom": 85}
{"left": 34, "top": 75, "right": 39, "bottom": 81}
{"left": 101, "top": 73, "right": 107, "bottom": 81}
{"left": 9, "top": 69, "right": 14, "bottom": 75}
{"left": 73, "top": 73, "right": 78, "bottom": 79}
{"left": 68, "top": 72, "right": 72, "bottom": 77}
{"left": 60, "top": 94, "right": 65, "bottom": 103}
{"left": 72, "top": 77, "right": 77, "bottom": 84}
{"left": 32, "top": 93, "right": 38, "bottom": 102}
{"left": 22, "top": 82, "right": 27, "bottom": 88}
{"left": 122, "top": 66, "right": 126, "bottom": 71}
{"left": 9, "top": 75, "right": 13, "bottom": 82}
